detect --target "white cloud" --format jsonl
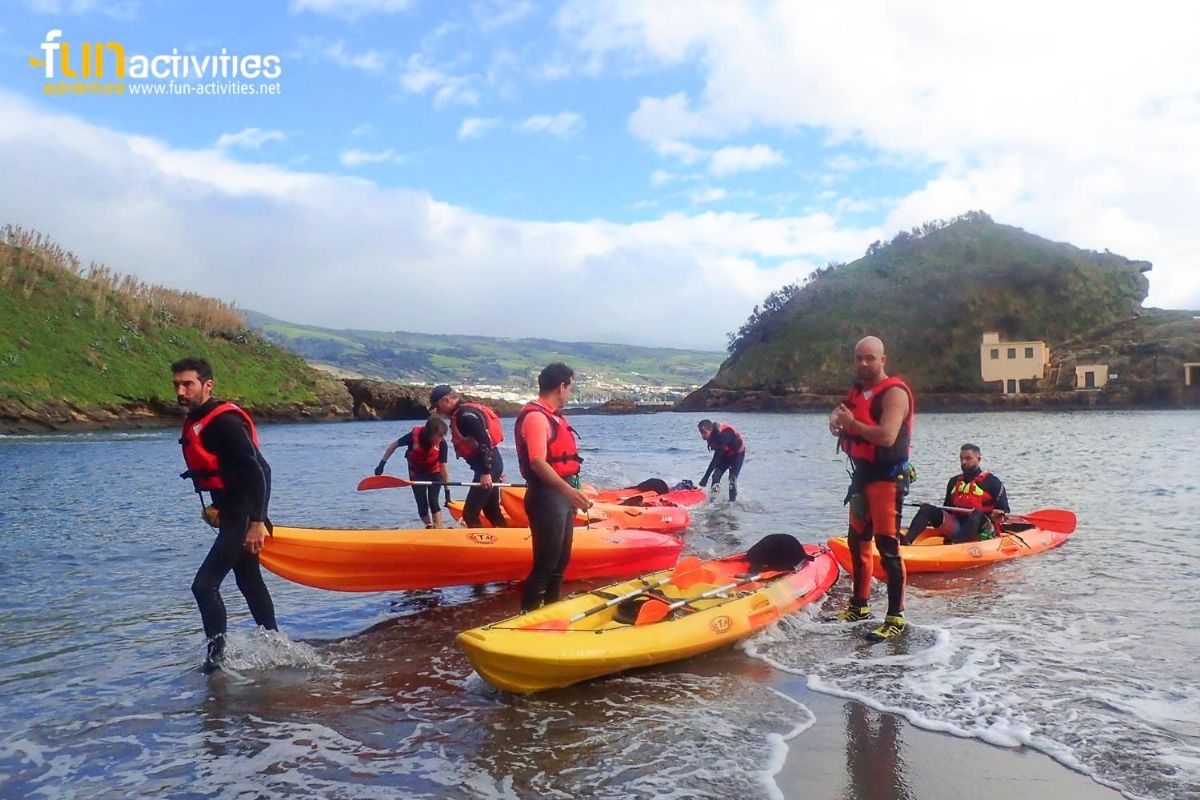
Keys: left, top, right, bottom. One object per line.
{"left": 350, "top": 123, "right": 377, "bottom": 139}
{"left": 215, "top": 128, "right": 287, "bottom": 151}
{"left": 653, "top": 139, "right": 706, "bottom": 165}
{"left": 520, "top": 112, "right": 584, "bottom": 138}
{"left": 472, "top": 0, "right": 533, "bottom": 29}
{"left": 0, "top": 92, "right": 877, "bottom": 349}
{"left": 290, "top": 0, "right": 412, "bottom": 20}
{"left": 398, "top": 54, "right": 480, "bottom": 106}
{"left": 559, "top": 0, "right": 1200, "bottom": 310}
{"left": 318, "top": 39, "right": 389, "bottom": 74}
{"left": 339, "top": 147, "right": 406, "bottom": 167}
{"left": 688, "top": 187, "right": 726, "bottom": 204}
{"left": 458, "top": 117, "right": 501, "bottom": 140}
{"left": 709, "top": 144, "right": 783, "bottom": 176}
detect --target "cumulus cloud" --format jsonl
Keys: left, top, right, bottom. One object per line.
{"left": 559, "top": 0, "right": 1200, "bottom": 308}
{"left": 0, "top": 92, "right": 876, "bottom": 349}
{"left": 339, "top": 147, "right": 406, "bottom": 166}
{"left": 709, "top": 144, "right": 783, "bottom": 176}
{"left": 215, "top": 128, "right": 287, "bottom": 150}
{"left": 398, "top": 53, "right": 480, "bottom": 106}
{"left": 458, "top": 116, "right": 501, "bottom": 140}
{"left": 520, "top": 112, "right": 584, "bottom": 138}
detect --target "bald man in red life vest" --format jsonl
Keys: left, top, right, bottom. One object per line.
{"left": 513, "top": 362, "right": 591, "bottom": 612}
{"left": 829, "top": 336, "right": 916, "bottom": 642}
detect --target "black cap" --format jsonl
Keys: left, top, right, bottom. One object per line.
{"left": 429, "top": 385, "right": 454, "bottom": 405}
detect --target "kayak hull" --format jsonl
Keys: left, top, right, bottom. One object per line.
{"left": 456, "top": 546, "right": 839, "bottom": 694}
{"left": 499, "top": 487, "right": 691, "bottom": 533}
{"left": 260, "top": 525, "right": 684, "bottom": 592}
{"left": 826, "top": 527, "right": 1072, "bottom": 579}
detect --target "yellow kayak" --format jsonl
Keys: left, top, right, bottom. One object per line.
{"left": 456, "top": 536, "right": 839, "bottom": 693}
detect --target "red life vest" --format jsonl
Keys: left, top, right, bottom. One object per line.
{"left": 406, "top": 426, "right": 442, "bottom": 475}
{"left": 449, "top": 402, "right": 505, "bottom": 461}
{"left": 839, "top": 375, "right": 915, "bottom": 466}
{"left": 514, "top": 400, "right": 583, "bottom": 483}
{"left": 179, "top": 402, "right": 259, "bottom": 492}
{"left": 950, "top": 471, "right": 995, "bottom": 512}
{"left": 708, "top": 422, "right": 745, "bottom": 457}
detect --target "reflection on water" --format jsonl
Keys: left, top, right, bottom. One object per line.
{"left": 1, "top": 411, "right": 1197, "bottom": 798}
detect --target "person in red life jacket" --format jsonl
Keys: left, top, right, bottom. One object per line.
{"left": 172, "top": 356, "right": 277, "bottom": 674}
{"left": 431, "top": 385, "right": 508, "bottom": 528}
{"left": 829, "top": 336, "right": 915, "bottom": 641}
{"left": 373, "top": 416, "right": 451, "bottom": 529}
{"left": 903, "top": 443, "right": 1009, "bottom": 545}
{"left": 697, "top": 419, "right": 746, "bottom": 501}
{"left": 514, "top": 362, "right": 591, "bottom": 612}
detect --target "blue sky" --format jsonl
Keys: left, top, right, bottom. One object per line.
{"left": 1, "top": 1, "right": 1197, "bottom": 349}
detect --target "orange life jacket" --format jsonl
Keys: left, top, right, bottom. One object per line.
{"left": 179, "top": 402, "right": 260, "bottom": 492}
{"left": 449, "top": 402, "right": 504, "bottom": 461}
{"left": 406, "top": 426, "right": 442, "bottom": 475}
{"left": 514, "top": 400, "right": 583, "bottom": 483}
{"left": 839, "top": 375, "right": 915, "bottom": 466}
{"left": 708, "top": 422, "right": 745, "bottom": 457}
{"left": 950, "top": 470, "right": 995, "bottom": 512}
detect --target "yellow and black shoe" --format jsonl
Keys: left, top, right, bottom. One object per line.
{"left": 867, "top": 615, "right": 907, "bottom": 642}
{"left": 835, "top": 602, "right": 872, "bottom": 622}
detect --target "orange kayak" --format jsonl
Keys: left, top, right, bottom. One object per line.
{"left": 584, "top": 485, "right": 707, "bottom": 507}
{"left": 499, "top": 487, "right": 690, "bottom": 534}
{"left": 260, "top": 525, "right": 685, "bottom": 592}
{"left": 826, "top": 526, "right": 1073, "bottom": 578}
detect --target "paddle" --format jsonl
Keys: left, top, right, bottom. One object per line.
{"left": 632, "top": 532, "right": 812, "bottom": 625}
{"left": 905, "top": 503, "right": 1076, "bottom": 534}
{"left": 520, "top": 556, "right": 706, "bottom": 631}
{"left": 633, "top": 570, "right": 773, "bottom": 625}
{"left": 357, "top": 475, "right": 526, "bottom": 491}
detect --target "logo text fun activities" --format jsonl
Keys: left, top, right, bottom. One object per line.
{"left": 30, "top": 30, "right": 282, "bottom": 96}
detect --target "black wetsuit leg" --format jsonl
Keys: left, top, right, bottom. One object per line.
{"left": 945, "top": 510, "right": 988, "bottom": 544}
{"left": 726, "top": 451, "right": 745, "bottom": 500}
{"left": 903, "top": 504, "right": 944, "bottom": 544}
{"left": 192, "top": 508, "right": 277, "bottom": 639}
{"left": 411, "top": 484, "right": 432, "bottom": 520}
{"left": 464, "top": 453, "right": 506, "bottom": 528}
{"left": 520, "top": 484, "right": 574, "bottom": 611}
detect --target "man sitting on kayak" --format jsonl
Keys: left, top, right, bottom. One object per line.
{"left": 903, "top": 443, "right": 1010, "bottom": 545}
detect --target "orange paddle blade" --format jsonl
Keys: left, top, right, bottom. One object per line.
{"left": 356, "top": 475, "right": 412, "bottom": 491}
{"left": 1008, "top": 508, "right": 1076, "bottom": 534}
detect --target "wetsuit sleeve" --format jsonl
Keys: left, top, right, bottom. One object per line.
{"left": 397, "top": 432, "right": 414, "bottom": 448}
{"left": 202, "top": 411, "right": 268, "bottom": 520}
{"left": 438, "top": 440, "right": 448, "bottom": 463}
{"left": 455, "top": 408, "right": 494, "bottom": 471}
{"left": 943, "top": 477, "right": 956, "bottom": 507}
{"left": 987, "top": 475, "right": 1010, "bottom": 513}
{"left": 701, "top": 451, "right": 720, "bottom": 484}
{"left": 520, "top": 412, "right": 551, "bottom": 461}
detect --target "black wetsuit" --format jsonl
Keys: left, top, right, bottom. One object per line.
{"left": 187, "top": 399, "right": 277, "bottom": 641}
{"left": 395, "top": 430, "right": 449, "bottom": 518}
{"left": 453, "top": 405, "right": 506, "bottom": 528}
{"left": 905, "top": 468, "right": 1010, "bottom": 544}
{"left": 700, "top": 425, "right": 745, "bottom": 500}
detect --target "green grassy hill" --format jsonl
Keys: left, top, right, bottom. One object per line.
{"left": 244, "top": 311, "right": 724, "bottom": 391}
{"left": 0, "top": 227, "right": 348, "bottom": 419}
{"left": 710, "top": 212, "right": 1151, "bottom": 394}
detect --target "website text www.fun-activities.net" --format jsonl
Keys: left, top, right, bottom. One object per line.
{"left": 43, "top": 80, "right": 283, "bottom": 97}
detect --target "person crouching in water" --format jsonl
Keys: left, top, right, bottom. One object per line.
{"left": 514, "top": 362, "right": 591, "bottom": 611}
{"left": 374, "top": 417, "right": 451, "bottom": 529}
{"left": 698, "top": 419, "right": 746, "bottom": 500}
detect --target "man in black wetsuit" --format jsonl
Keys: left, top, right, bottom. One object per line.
{"left": 903, "top": 443, "right": 1010, "bottom": 544}
{"left": 697, "top": 419, "right": 746, "bottom": 501}
{"left": 432, "top": 385, "right": 507, "bottom": 528}
{"left": 173, "top": 356, "right": 277, "bottom": 673}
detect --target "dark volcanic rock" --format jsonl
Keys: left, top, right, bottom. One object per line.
{"left": 342, "top": 379, "right": 523, "bottom": 420}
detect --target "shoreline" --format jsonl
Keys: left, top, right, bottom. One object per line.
{"left": 4, "top": 395, "right": 1199, "bottom": 435}
{"left": 772, "top": 679, "right": 1124, "bottom": 800}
